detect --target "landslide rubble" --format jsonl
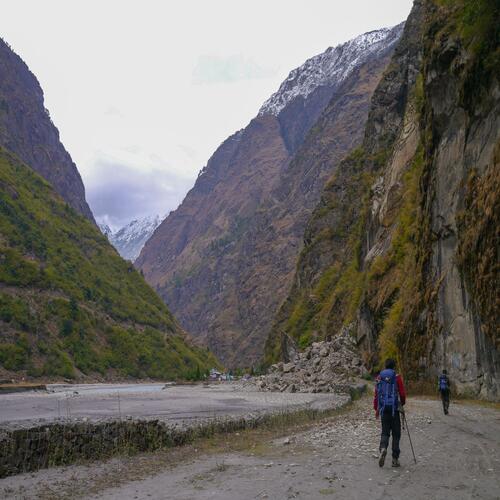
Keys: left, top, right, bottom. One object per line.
{"left": 251, "top": 330, "right": 367, "bottom": 394}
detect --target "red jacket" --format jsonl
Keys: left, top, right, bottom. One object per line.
{"left": 373, "top": 373, "right": 406, "bottom": 413}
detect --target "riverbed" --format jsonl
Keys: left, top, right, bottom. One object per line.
{"left": 0, "top": 383, "right": 348, "bottom": 429}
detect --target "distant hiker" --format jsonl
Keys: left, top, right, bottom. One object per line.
{"left": 374, "top": 358, "right": 406, "bottom": 468}
{"left": 438, "top": 369, "right": 451, "bottom": 415}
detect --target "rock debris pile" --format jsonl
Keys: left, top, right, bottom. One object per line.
{"left": 252, "top": 330, "right": 368, "bottom": 393}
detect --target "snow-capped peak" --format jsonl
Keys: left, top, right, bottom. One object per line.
{"left": 98, "top": 222, "right": 113, "bottom": 238}
{"left": 114, "top": 215, "right": 162, "bottom": 245}
{"left": 98, "top": 215, "right": 163, "bottom": 262}
{"left": 259, "top": 23, "right": 404, "bottom": 116}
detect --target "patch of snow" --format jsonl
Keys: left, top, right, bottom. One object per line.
{"left": 259, "top": 23, "right": 404, "bottom": 116}
{"left": 97, "top": 222, "right": 113, "bottom": 238}
{"left": 100, "top": 215, "right": 163, "bottom": 262}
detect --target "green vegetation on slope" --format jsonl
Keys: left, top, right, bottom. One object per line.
{"left": 0, "top": 149, "right": 217, "bottom": 379}
{"left": 266, "top": 140, "right": 424, "bottom": 369}
{"left": 277, "top": 148, "right": 374, "bottom": 345}
{"left": 365, "top": 146, "right": 424, "bottom": 368}
{"left": 264, "top": 144, "right": 387, "bottom": 366}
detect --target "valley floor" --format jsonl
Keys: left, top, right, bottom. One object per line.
{"left": 1, "top": 396, "right": 499, "bottom": 499}
{"left": 0, "top": 383, "right": 344, "bottom": 428}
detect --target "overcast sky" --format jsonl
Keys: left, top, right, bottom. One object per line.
{"left": 1, "top": 0, "right": 413, "bottom": 229}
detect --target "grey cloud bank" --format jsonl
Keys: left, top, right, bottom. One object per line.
{"left": 86, "top": 161, "right": 193, "bottom": 230}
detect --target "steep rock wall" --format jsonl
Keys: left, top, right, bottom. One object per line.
{"left": 267, "top": 0, "right": 499, "bottom": 399}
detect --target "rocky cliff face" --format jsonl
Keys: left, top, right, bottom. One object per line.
{"left": 0, "top": 38, "right": 94, "bottom": 222}
{"left": 267, "top": 0, "right": 499, "bottom": 399}
{"left": 418, "top": 0, "right": 499, "bottom": 398}
{"left": 137, "top": 26, "right": 403, "bottom": 367}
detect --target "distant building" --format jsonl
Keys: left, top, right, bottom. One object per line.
{"left": 209, "top": 368, "right": 233, "bottom": 381}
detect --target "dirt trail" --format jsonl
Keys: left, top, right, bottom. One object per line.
{"left": 1, "top": 396, "right": 499, "bottom": 499}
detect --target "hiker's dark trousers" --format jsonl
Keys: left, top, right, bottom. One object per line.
{"left": 379, "top": 407, "right": 401, "bottom": 459}
{"left": 440, "top": 389, "right": 450, "bottom": 414}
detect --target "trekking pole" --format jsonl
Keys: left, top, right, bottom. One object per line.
{"left": 402, "top": 411, "right": 417, "bottom": 464}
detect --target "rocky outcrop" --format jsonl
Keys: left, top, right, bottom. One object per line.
{"left": 137, "top": 26, "right": 403, "bottom": 367}
{"left": 267, "top": 0, "right": 499, "bottom": 400}
{"left": 0, "top": 38, "right": 94, "bottom": 222}
{"left": 251, "top": 329, "right": 367, "bottom": 394}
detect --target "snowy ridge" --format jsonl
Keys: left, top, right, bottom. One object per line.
{"left": 259, "top": 23, "right": 404, "bottom": 116}
{"left": 113, "top": 215, "right": 162, "bottom": 246}
{"left": 97, "top": 223, "right": 113, "bottom": 238}
{"left": 98, "top": 215, "right": 163, "bottom": 262}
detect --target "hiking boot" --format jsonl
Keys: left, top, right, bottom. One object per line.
{"left": 378, "top": 448, "right": 387, "bottom": 467}
{"left": 392, "top": 458, "right": 400, "bottom": 468}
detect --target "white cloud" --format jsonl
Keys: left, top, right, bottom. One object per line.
{"left": 192, "top": 54, "right": 277, "bottom": 84}
{"left": 103, "top": 106, "right": 124, "bottom": 117}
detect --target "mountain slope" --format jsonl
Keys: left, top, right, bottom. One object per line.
{"left": 137, "top": 25, "right": 403, "bottom": 367}
{"left": 0, "top": 148, "right": 216, "bottom": 380}
{"left": 0, "top": 38, "right": 95, "bottom": 223}
{"left": 267, "top": 0, "right": 499, "bottom": 399}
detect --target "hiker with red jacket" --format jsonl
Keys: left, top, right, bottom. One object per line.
{"left": 374, "top": 358, "right": 406, "bottom": 468}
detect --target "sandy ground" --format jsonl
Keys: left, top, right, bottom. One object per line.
{"left": 0, "top": 383, "right": 345, "bottom": 428}
{"left": 1, "top": 396, "right": 499, "bottom": 499}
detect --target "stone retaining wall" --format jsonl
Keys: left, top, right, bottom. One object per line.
{"left": 0, "top": 387, "right": 362, "bottom": 478}
{"left": 0, "top": 385, "right": 47, "bottom": 395}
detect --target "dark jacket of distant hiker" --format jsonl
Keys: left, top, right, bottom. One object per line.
{"left": 438, "top": 372, "right": 451, "bottom": 415}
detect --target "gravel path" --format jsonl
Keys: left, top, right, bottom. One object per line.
{"left": 1, "top": 396, "right": 499, "bottom": 499}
